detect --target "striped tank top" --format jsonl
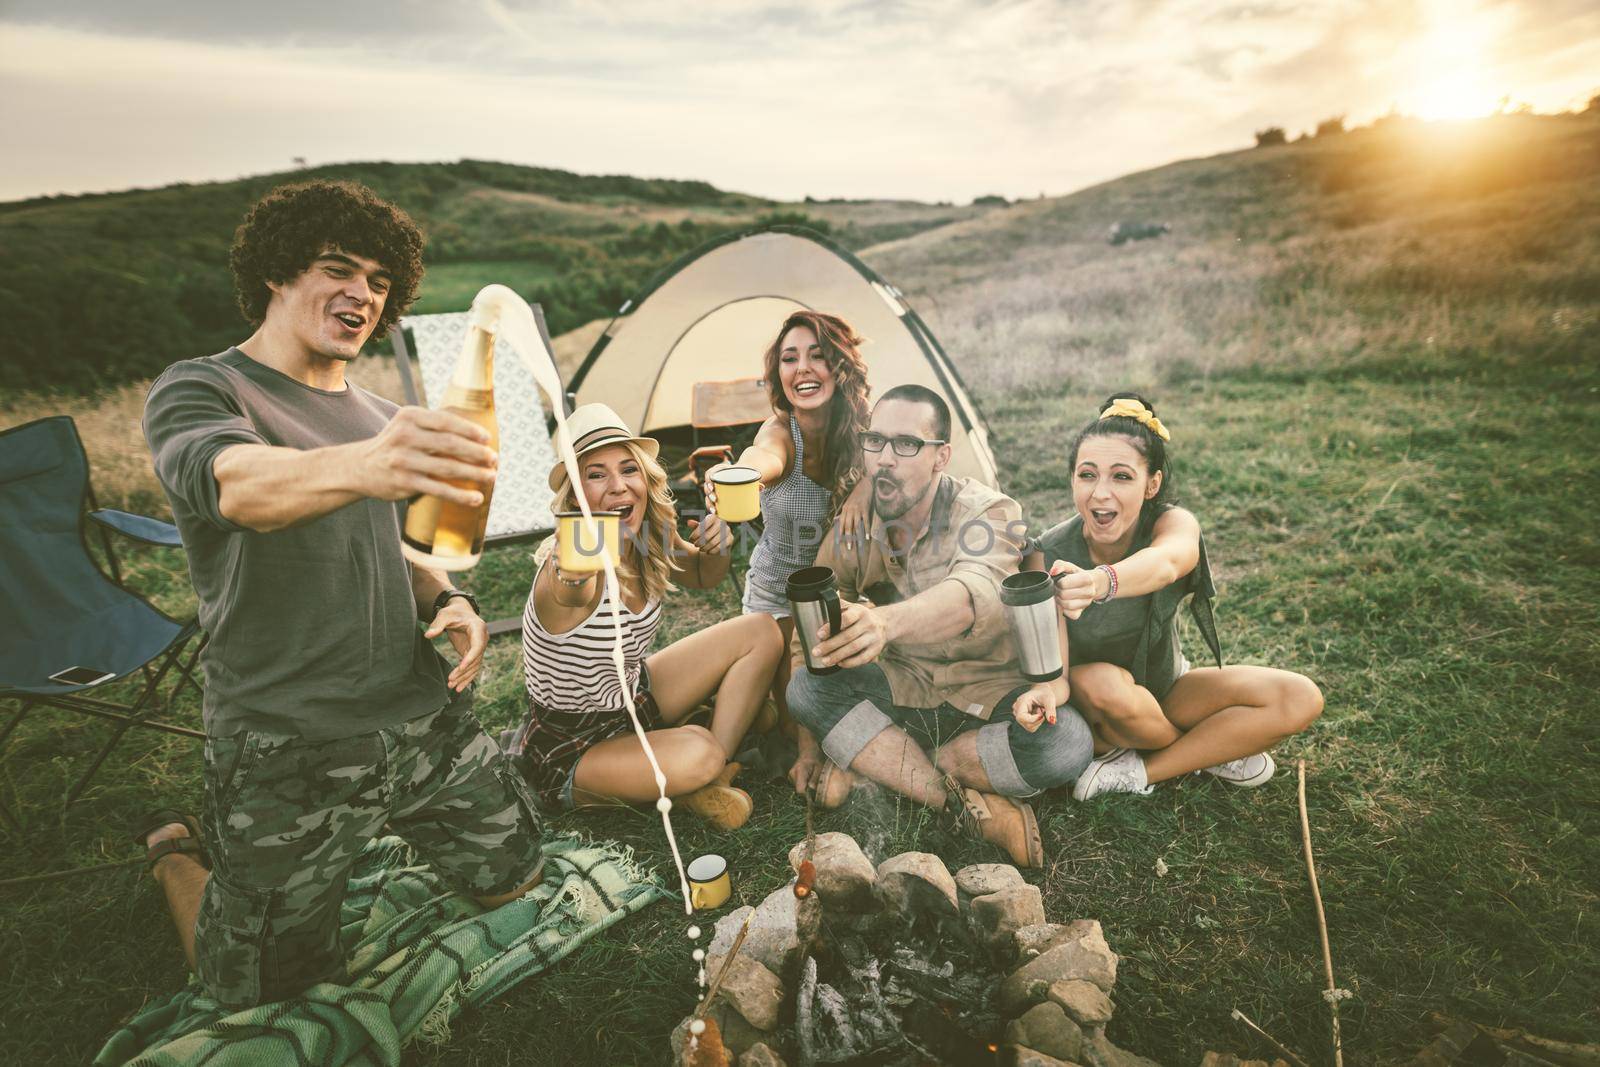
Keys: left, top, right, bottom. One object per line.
{"left": 521, "top": 555, "right": 663, "bottom": 711}
{"left": 744, "top": 416, "right": 834, "bottom": 613}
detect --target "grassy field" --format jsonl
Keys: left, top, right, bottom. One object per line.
{"left": 1, "top": 114, "right": 1597, "bottom": 1065}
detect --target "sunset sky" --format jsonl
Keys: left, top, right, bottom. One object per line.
{"left": 2, "top": 0, "right": 1596, "bottom": 204}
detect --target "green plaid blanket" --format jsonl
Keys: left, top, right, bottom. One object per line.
{"left": 95, "top": 835, "right": 665, "bottom": 1066}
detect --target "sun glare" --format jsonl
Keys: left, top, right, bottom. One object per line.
{"left": 1399, "top": 6, "right": 1504, "bottom": 121}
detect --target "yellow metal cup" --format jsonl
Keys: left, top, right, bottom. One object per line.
{"left": 555, "top": 511, "right": 621, "bottom": 574}
{"left": 687, "top": 854, "right": 731, "bottom": 911}
{"left": 711, "top": 466, "right": 761, "bottom": 523}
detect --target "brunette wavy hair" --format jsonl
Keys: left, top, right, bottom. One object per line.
{"left": 229, "top": 180, "right": 425, "bottom": 336}
{"left": 760, "top": 310, "right": 871, "bottom": 516}
{"left": 546, "top": 440, "right": 680, "bottom": 604}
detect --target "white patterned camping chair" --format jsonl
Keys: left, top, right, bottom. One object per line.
{"left": 392, "top": 305, "right": 564, "bottom": 637}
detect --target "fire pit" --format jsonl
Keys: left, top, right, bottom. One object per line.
{"left": 673, "top": 833, "right": 1162, "bottom": 1067}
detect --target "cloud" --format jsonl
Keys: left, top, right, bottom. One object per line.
{"left": 2, "top": 0, "right": 1597, "bottom": 203}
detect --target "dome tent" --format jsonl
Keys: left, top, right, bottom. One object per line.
{"left": 567, "top": 225, "right": 1000, "bottom": 489}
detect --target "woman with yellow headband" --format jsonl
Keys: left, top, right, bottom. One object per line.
{"left": 1030, "top": 392, "right": 1323, "bottom": 801}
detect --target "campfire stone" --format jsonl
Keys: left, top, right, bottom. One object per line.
{"left": 971, "top": 884, "right": 1046, "bottom": 946}
{"left": 707, "top": 886, "right": 802, "bottom": 977}
{"left": 956, "top": 862, "right": 1025, "bottom": 898}
{"left": 1005, "top": 1001, "right": 1086, "bottom": 1062}
{"left": 788, "top": 832, "right": 877, "bottom": 911}
{"left": 999, "top": 927, "right": 1120, "bottom": 1013}
{"left": 1011, "top": 1050, "right": 1080, "bottom": 1067}
{"left": 717, "top": 954, "right": 785, "bottom": 1032}
{"left": 738, "top": 1042, "right": 789, "bottom": 1067}
{"left": 875, "top": 851, "right": 959, "bottom": 916}
{"left": 1048, "top": 978, "right": 1114, "bottom": 1027}
{"left": 1014, "top": 919, "right": 1104, "bottom": 960}
{"left": 1082, "top": 1030, "right": 1163, "bottom": 1067}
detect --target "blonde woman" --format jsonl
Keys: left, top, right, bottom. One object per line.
{"left": 505, "top": 404, "right": 783, "bottom": 829}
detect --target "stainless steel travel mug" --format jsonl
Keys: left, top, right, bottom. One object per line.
{"left": 1001, "top": 570, "right": 1063, "bottom": 682}
{"left": 787, "top": 566, "right": 843, "bottom": 676}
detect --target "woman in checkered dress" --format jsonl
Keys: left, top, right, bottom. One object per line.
{"left": 704, "top": 311, "right": 873, "bottom": 800}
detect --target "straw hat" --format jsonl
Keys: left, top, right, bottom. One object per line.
{"left": 548, "top": 402, "right": 660, "bottom": 491}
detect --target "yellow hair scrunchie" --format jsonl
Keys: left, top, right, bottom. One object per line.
{"left": 1099, "top": 397, "right": 1170, "bottom": 441}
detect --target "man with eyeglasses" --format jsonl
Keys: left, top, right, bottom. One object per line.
{"left": 786, "top": 385, "right": 1093, "bottom": 867}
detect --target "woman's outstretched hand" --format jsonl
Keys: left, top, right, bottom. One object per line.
{"left": 1050, "top": 560, "right": 1100, "bottom": 619}
{"left": 1012, "top": 683, "right": 1059, "bottom": 733}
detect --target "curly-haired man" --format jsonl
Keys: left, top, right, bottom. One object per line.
{"left": 139, "top": 180, "right": 544, "bottom": 1008}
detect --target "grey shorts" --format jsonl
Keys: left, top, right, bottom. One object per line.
{"left": 786, "top": 662, "right": 1094, "bottom": 797}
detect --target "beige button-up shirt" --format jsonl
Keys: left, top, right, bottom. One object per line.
{"left": 797, "top": 474, "right": 1028, "bottom": 719}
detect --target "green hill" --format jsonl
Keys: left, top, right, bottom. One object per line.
{"left": 0, "top": 159, "right": 987, "bottom": 392}
{"left": 865, "top": 110, "right": 1600, "bottom": 396}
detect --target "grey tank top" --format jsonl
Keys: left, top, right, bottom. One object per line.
{"left": 1035, "top": 508, "right": 1222, "bottom": 699}
{"left": 746, "top": 416, "right": 834, "bottom": 587}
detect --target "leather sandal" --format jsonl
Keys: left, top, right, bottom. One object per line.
{"left": 711, "top": 761, "right": 743, "bottom": 788}
{"left": 947, "top": 781, "right": 1044, "bottom": 868}
{"left": 680, "top": 784, "right": 754, "bottom": 830}
{"left": 131, "top": 809, "right": 208, "bottom": 871}
{"left": 811, "top": 759, "right": 858, "bottom": 810}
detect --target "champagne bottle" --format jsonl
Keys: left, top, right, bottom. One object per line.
{"left": 401, "top": 324, "right": 497, "bottom": 570}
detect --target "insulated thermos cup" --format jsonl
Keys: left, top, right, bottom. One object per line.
{"left": 1001, "top": 570, "right": 1063, "bottom": 682}
{"left": 787, "top": 566, "right": 843, "bottom": 676}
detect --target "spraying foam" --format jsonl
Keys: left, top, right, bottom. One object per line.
{"left": 472, "top": 284, "right": 693, "bottom": 914}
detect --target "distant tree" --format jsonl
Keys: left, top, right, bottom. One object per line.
{"left": 972, "top": 194, "right": 1009, "bottom": 206}
{"left": 1254, "top": 127, "right": 1288, "bottom": 147}
{"left": 1585, "top": 91, "right": 1599, "bottom": 113}
{"left": 1314, "top": 116, "right": 1346, "bottom": 137}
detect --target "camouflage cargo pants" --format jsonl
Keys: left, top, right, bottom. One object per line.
{"left": 194, "top": 694, "right": 545, "bottom": 1009}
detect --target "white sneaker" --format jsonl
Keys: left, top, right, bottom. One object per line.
{"left": 1202, "top": 751, "right": 1276, "bottom": 787}
{"left": 1073, "top": 748, "right": 1154, "bottom": 801}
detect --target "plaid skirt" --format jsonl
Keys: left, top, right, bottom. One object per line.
{"left": 501, "top": 670, "right": 666, "bottom": 811}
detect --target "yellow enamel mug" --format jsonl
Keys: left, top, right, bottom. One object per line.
{"left": 687, "top": 854, "right": 732, "bottom": 911}
{"left": 710, "top": 466, "right": 761, "bottom": 523}
{"left": 555, "top": 511, "right": 621, "bottom": 573}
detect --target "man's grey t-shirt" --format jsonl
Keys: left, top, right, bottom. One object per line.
{"left": 143, "top": 348, "right": 451, "bottom": 739}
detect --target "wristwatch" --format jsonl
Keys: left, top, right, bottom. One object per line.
{"left": 432, "top": 588, "right": 481, "bottom": 618}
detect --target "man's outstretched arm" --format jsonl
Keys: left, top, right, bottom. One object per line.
{"left": 215, "top": 407, "right": 496, "bottom": 532}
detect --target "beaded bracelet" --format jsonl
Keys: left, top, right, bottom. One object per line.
{"left": 1094, "top": 564, "right": 1118, "bottom": 603}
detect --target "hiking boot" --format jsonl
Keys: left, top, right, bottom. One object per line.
{"left": 1202, "top": 751, "right": 1276, "bottom": 787}
{"left": 948, "top": 782, "right": 1044, "bottom": 868}
{"left": 680, "top": 783, "right": 753, "bottom": 830}
{"left": 1072, "top": 748, "right": 1154, "bottom": 801}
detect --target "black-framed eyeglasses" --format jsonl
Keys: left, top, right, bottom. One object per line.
{"left": 859, "top": 431, "right": 947, "bottom": 457}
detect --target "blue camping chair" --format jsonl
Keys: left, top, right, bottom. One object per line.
{"left": 0, "top": 416, "right": 204, "bottom": 830}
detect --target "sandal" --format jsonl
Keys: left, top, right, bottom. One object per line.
{"left": 131, "top": 809, "right": 208, "bottom": 871}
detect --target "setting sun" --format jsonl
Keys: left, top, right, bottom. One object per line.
{"left": 1399, "top": 5, "right": 1506, "bottom": 120}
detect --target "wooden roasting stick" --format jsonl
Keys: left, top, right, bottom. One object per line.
{"left": 795, "top": 786, "right": 818, "bottom": 899}
{"left": 697, "top": 910, "right": 753, "bottom": 1019}
{"left": 1298, "top": 759, "right": 1344, "bottom": 1067}
{"left": 1230, "top": 1007, "right": 1312, "bottom": 1067}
